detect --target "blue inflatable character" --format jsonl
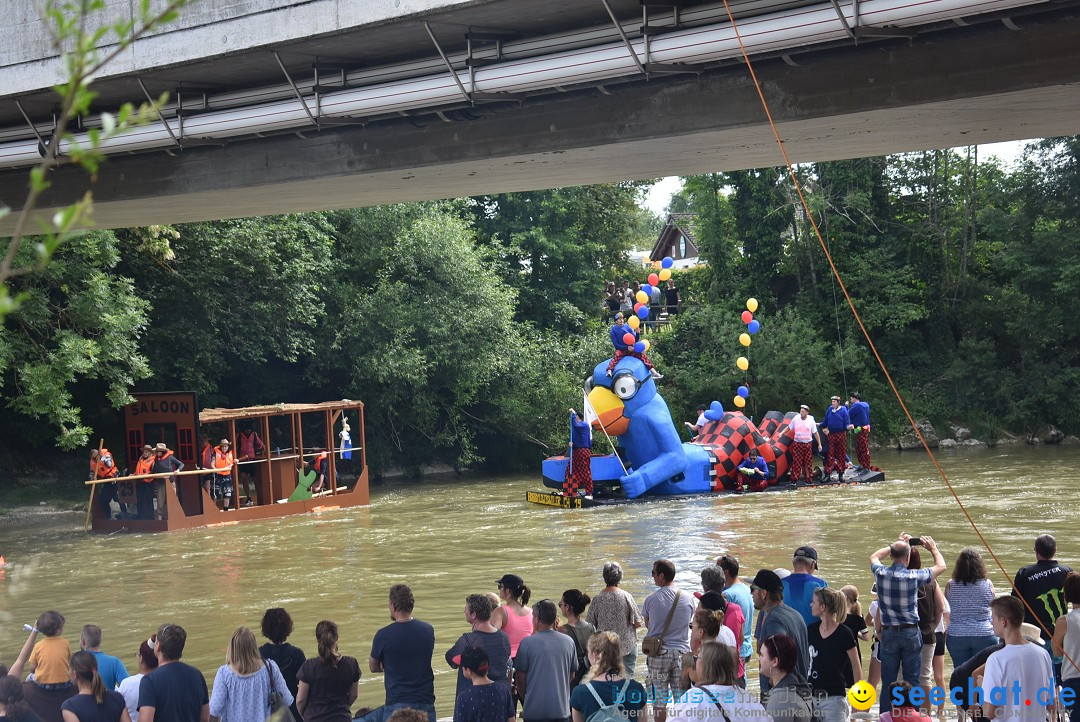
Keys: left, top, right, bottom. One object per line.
{"left": 586, "top": 356, "right": 715, "bottom": 498}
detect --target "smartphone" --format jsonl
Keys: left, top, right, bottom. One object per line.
{"left": 909, "top": 537, "right": 923, "bottom": 546}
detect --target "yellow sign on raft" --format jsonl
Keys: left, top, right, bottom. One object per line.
{"left": 525, "top": 490, "right": 584, "bottom": 509}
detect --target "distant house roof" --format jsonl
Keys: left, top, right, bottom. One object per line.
{"left": 649, "top": 213, "right": 702, "bottom": 266}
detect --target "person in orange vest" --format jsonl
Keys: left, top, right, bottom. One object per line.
{"left": 150, "top": 442, "right": 184, "bottom": 520}
{"left": 199, "top": 434, "right": 215, "bottom": 499}
{"left": 306, "top": 447, "right": 330, "bottom": 494}
{"left": 134, "top": 444, "right": 156, "bottom": 520}
{"left": 89, "top": 447, "right": 122, "bottom": 519}
{"left": 212, "top": 438, "right": 236, "bottom": 510}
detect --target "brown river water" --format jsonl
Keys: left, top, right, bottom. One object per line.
{"left": 1, "top": 445, "right": 1077, "bottom": 716}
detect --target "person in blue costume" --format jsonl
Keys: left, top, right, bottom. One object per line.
{"left": 821, "top": 396, "right": 850, "bottom": 482}
{"left": 605, "top": 313, "right": 660, "bottom": 378}
{"left": 847, "top": 392, "right": 872, "bottom": 470}
{"left": 586, "top": 356, "right": 714, "bottom": 499}
{"left": 735, "top": 448, "right": 770, "bottom": 492}
{"left": 564, "top": 408, "right": 593, "bottom": 497}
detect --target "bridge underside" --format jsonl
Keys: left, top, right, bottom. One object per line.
{"left": 2, "top": 11, "right": 1079, "bottom": 233}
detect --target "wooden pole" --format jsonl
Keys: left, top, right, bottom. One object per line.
{"left": 84, "top": 438, "right": 105, "bottom": 531}
{"left": 325, "top": 409, "right": 337, "bottom": 495}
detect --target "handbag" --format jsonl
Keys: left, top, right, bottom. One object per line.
{"left": 641, "top": 590, "right": 682, "bottom": 656}
{"left": 265, "top": 659, "right": 295, "bottom": 722}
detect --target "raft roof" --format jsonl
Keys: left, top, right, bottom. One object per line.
{"left": 199, "top": 399, "right": 363, "bottom": 423}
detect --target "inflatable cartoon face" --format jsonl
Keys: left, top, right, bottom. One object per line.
{"left": 586, "top": 357, "right": 656, "bottom": 436}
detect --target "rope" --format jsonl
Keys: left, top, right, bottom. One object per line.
{"left": 823, "top": 209, "right": 849, "bottom": 398}
{"left": 717, "top": 0, "right": 1076, "bottom": 662}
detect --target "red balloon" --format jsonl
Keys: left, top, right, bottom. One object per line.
{"left": 648, "top": 273, "right": 660, "bottom": 286}
{"left": 622, "top": 333, "right": 636, "bottom": 345}
{"left": 634, "top": 302, "right": 644, "bottom": 312}
{"left": 741, "top": 310, "right": 753, "bottom": 324}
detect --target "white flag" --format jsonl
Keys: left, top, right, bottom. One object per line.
{"left": 582, "top": 390, "right": 597, "bottom": 443}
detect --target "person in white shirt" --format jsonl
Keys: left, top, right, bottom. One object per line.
{"left": 118, "top": 638, "right": 158, "bottom": 722}
{"left": 670, "top": 642, "right": 767, "bottom": 720}
{"left": 788, "top": 405, "right": 822, "bottom": 484}
{"left": 685, "top": 406, "right": 708, "bottom": 438}
{"left": 980, "top": 596, "right": 1054, "bottom": 722}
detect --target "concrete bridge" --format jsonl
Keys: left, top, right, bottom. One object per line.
{"left": 1, "top": 0, "right": 1079, "bottom": 232}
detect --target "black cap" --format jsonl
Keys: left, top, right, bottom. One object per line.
{"left": 696, "top": 405, "right": 706, "bottom": 412}
{"left": 793, "top": 546, "right": 818, "bottom": 563}
{"left": 750, "top": 569, "right": 784, "bottom": 594}
{"left": 850, "top": 391, "right": 861, "bottom": 400}
{"left": 698, "top": 590, "right": 727, "bottom": 612}
{"left": 496, "top": 573, "right": 524, "bottom": 591}
{"left": 460, "top": 646, "right": 490, "bottom": 676}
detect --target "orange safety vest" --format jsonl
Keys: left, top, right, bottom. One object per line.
{"left": 313, "top": 451, "right": 328, "bottom": 474}
{"left": 213, "top": 446, "right": 234, "bottom": 476}
{"left": 91, "top": 449, "right": 119, "bottom": 480}
{"left": 135, "top": 456, "right": 155, "bottom": 481}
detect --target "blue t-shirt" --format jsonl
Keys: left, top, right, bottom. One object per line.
{"left": 89, "top": 651, "right": 129, "bottom": 691}
{"left": 723, "top": 584, "right": 755, "bottom": 659}
{"left": 609, "top": 323, "right": 636, "bottom": 351}
{"left": 782, "top": 573, "right": 829, "bottom": 626}
{"left": 570, "top": 678, "right": 647, "bottom": 719}
{"left": 570, "top": 413, "right": 592, "bottom": 449}
{"left": 61, "top": 690, "right": 126, "bottom": 722}
{"left": 138, "top": 661, "right": 209, "bottom": 722}
{"left": 370, "top": 619, "right": 436, "bottom": 705}
{"left": 737, "top": 456, "right": 770, "bottom": 480}
{"left": 453, "top": 682, "right": 515, "bottom": 722}
{"left": 848, "top": 401, "right": 870, "bottom": 427}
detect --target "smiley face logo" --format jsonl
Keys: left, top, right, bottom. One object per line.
{"left": 848, "top": 681, "right": 877, "bottom": 711}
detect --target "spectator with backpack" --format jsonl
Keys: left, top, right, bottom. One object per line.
{"left": 559, "top": 591, "right": 595, "bottom": 691}
{"left": 669, "top": 642, "right": 766, "bottom": 720}
{"left": 570, "top": 632, "right": 646, "bottom": 722}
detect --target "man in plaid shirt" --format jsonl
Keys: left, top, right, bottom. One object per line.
{"left": 870, "top": 533, "right": 946, "bottom": 713}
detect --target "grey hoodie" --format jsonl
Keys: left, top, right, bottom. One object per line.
{"left": 765, "top": 671, "right": 814, "bottom": 722}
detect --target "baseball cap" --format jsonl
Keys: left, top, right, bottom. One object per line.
{"left": 793, "top": 546, "right": 818, "bottom": 563}
{"left": 496, "top": 573, "right": 524, "bottom": 591}
{"left": 799, "top": 404, "right": 809, "bottom": 410}
{"left": 750, "top": 569, "right": 784, "bottom": 594}
{"left": 698, "top": 590, "right": 727, "bottom": 612}
{"left": 460, "top": 646, "right": 490, "bottom": 676}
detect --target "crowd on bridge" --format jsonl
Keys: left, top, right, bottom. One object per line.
{"left": 603, "top": 280, "right": 681, "bottom": 330}
{"left": 1, "top": 534, "right": 1076, "bottom": 722}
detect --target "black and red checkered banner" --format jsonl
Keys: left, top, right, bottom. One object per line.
{"left": 693, "top": 410, "right": 797, "bottom": 489}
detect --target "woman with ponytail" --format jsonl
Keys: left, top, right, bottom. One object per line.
{"left": 569, "top": 632, "right": 646, "bottom": 722}
{"left": 493, "top": 574, "right": 534, "bottom": 659}
{"left": 0, "top": 674, "right": 39, "bottom": 722}
{"left": 296, "top": 621, "right": 360, "bottom": 721}
{"left": 60, "top": 651, "right": 129, "bottom": 722}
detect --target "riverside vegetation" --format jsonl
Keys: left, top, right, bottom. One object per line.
{"left": 1, "top": 138, "right": 1078, "bottom": 497}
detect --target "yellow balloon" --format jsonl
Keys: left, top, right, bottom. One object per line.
{"left": 641, "top": 339, "right": 650, "bottom": 352}
{"left": 627, "top": 315, "right": 640, "bottom": 330}
{"left": 659, "top": 268, "right": 671, "bottom": 282}
{"left": 739, "top": 333, "right": 751, "bottom": 347}
{"left": 733, "top": 395, "right": 746, "bottom": 408}
{"left": 636, "top": 290, "right": 649, "bottom": 304}
{"left": 737, "top": 356, "right": 749, "bottom": 371}
{"left": 746, "top": 298, "right": 759, "bottom": 313}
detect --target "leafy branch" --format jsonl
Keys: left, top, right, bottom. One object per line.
{"left": 0, "top": 0, "right": 187, "bottom": 319}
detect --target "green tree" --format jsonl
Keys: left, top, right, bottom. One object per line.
{"left": 0, "top": 231, "right": 150, "bottom": 448}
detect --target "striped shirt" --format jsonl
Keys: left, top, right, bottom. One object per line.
{"left": 945, "top": 579, "right": 995, "bottom": 636}
{"left": 871, "top": 561, "right": 933, "bottom": 627}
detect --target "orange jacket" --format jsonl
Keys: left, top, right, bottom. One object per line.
{"left": 213, "top": 446, "right": 234, "bottom": 476}
{"left": 313, "top": 451, "right": 328, "bottom": 476}
{"left": 135, "top": 456, "right": 155, "bottom": 481}
{"left": 91, "top": 449, "right": 119, "bottom": 480}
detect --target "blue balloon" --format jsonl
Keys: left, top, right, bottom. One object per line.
{"left": 634, "top": 341, "right": 646, "bottom": 353}
{"left": 662, "top": 256, "right": 674, "bottom": 269}
{"left": 641, "top": 283, "right": 652, "bottom": 296}
{"left": 747, "top": 320, "right": 761, "bottom": 334}
{"left": 737, "top": 385, "right": 749, "bottom": 398}
{"left": 703, "top": 400, "right": 725, "bottom": 421}
{"left": 637, "top": 305, "right": 650, "bottom": 320}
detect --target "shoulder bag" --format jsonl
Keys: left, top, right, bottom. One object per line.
{"left": 641, "top": 590, "right": 682, "bottom": 656}
{"left": 265, "top": 659, "right": 295, "bottom": 722}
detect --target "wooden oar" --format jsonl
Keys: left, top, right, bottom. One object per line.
{"left": 84, "top": 438, "right": 104, "bottom": 531}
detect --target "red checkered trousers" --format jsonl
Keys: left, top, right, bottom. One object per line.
{"left": 854, "top": 427, "right": 871, "bottom": 468}
{"left": 790, "top": 441, "right": 814, "bottom": 483}
{"left": 563, "top": 447, "right": 593, "bottom": 496}
{"left": 825, "top": 430, "right": 847, "bottom": 475}
{"left": 606, "top": 350, "right": 654, "bottom": 374}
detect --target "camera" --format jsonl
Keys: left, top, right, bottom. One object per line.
{"left": 909, "top": 537, "right": 923, "bottom": 546}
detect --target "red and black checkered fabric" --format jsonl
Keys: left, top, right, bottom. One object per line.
{"left": 693, "top": 409, "right": 803, "bottom": 487}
